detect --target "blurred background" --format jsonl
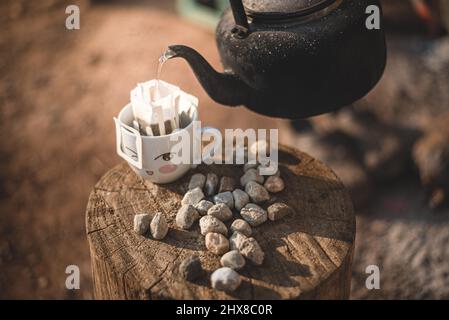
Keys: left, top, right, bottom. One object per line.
{"left": 0, "top": 0, "right": 449, "bottom": 299}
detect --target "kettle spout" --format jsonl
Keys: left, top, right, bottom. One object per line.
{"left": 167, "top": 45, "right": 251, "bottom": 106}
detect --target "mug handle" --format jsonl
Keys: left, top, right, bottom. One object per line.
{"left": 114, "top": 117, "right": 143, "bottom": 170}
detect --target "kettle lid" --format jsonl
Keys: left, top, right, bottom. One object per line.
{"left": 243, "top": 0, "right": 339, "bottom": 20}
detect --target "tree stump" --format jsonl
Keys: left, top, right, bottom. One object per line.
{"left": 86, "top": 145, "right": 355, "bottom": 299}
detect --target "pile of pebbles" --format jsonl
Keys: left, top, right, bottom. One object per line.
{"left": 131, "top": 160, "right": 294, "bottom": 292}
{"left": 175, "top": 163, "right": 294, "bottom": 292}
{"left": 133, "top": 212, "right": 169, "bottom": 240}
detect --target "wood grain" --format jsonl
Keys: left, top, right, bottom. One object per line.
{"left": 86, "top": 145, "right": 355, "bottom": 299}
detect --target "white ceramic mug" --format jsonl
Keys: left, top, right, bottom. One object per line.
{"left": 114, "top": 103, "right": 214, "bottom": 184}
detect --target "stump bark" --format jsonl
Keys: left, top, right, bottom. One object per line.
{"left": 86, "top": 145, "right": 355, "bottom": 299}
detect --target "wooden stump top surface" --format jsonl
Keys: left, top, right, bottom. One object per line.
{"left": 86, "top": 145, "right": 355, "bottom": 299}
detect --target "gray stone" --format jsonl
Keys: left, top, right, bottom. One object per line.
{"left": 213, "top": 191, "right": 234, "bottom": 209}
{"left": 181, "top": 187, "right": 205, "bottom": 206}
{"left": 240, "top": 203, "right": 267, "bottom": 227}
{"left": 232, "top": 189, "right": 249, "bottom": 211}
{"left": 199, "top": 215, "right": 228, "bottom": 236}
{"left": 240, "top": 237, "right": 264, "bottom": 265}
{"left": 264, "top": 176, "right": 285, "bottom": 193}
{"left": 243, "top": 162, "right": 258, "bottom": 172}
{"left": 205, "top": 232, "right": 229, "bottom": 255}
{"left": 134, "top": 213, "right": 151, "bottom": 235}
{"left": 179, "top": 255, "right": 203, "bottom": 281}
{"left": 211, "top": 267, "right": 241, "bottom": 291}
{"left": 207, "top": 203, "right": 233, "bottom": 222}
{"left": 176, "top": 204, "right": 199, "bottom": 230}
{"left": 219, "top": 176, "right": 236, "bottom": 193}
{"left": 150, "top": 212, "right": 168, "bottom": 240}
{"left": 220, "top": 250, "right": 246, "bottom": 270}
{"left": 204, "top": 173, "right": 219, "bottom": 196}
{"left": 240, "top": 168, "right": 264, "bottom": 187}
{"left": 188, "top": 173, "right": 206, "bottom": 190}
{"left": 195, "top": 200, "right": 214, "bottom": 216}
{"left": 230, "top": 219, "right": 252, "bottom": 237}
{"left": 229, "top": 231, "right": 248, "bottom": 251}
{"left": 245, "top": 181, "right": 270, "bottom": 203}
{"left": 267, "top": 202, "right": 294, "bottom": 221}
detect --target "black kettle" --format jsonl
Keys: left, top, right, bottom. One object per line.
{"left": 168, "top": 0, "right": 387, "bottom": 119}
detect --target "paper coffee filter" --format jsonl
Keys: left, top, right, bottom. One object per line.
{"left": 130, "top": 80, "right": 198, "bottom": 136}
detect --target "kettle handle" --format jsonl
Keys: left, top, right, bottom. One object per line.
{"left": 230, "top": 0, "right": 249, "bottom": 38}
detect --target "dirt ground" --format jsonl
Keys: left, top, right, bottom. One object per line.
{"left": 1, "top": 0, "right": 449, "bottom": 299}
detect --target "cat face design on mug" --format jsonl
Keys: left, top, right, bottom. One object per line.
{"left": 116, "top": 103, "right": 199, "bottom": 184}
{"left": 145, "top": 152, "right": 178, "bottom": 176}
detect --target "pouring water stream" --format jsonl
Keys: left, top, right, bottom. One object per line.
{"left": 153, "top": 48, "right": 176, "bottom": 101}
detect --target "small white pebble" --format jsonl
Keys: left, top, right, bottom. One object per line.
{"left": 205, "top": 232, "right": 229, "bottom": 255}
{"left": 230, "top": 219, "right": 252, "bottom": 237}
{"left": 195, "top": 200, "right": 214, "bottom": 216}
{"left": 176, "top": 205, "right": 199, "bottom": 230}
{"left": 232, "top": 189, "right": 249, "bottom": 211}
{"left": 240, "top": 237, "right": 264, "bottom": 265}
{"left": 213, "top": 191, "right": 234, "bottom": 209}
{"left": 218, "top": 176, "right": 236, "bottom": 193}
{"left": 199, "top": 215, "right": 228, "bottom": 236}
{"left": 188, "top": 173, "right": 206, "bottom": 190}
{"left": 205, "top": 173, "right": 219, "bottom": 196}
{"left": 207, "top": 203, "right": 233, "bottom": 222}
{"left": 150, "top": 212, "right": 168, "bottom": 240}
{"left": 220, "top": 250, "right": 246, "bottom": 270}
{"left": 267, "top": 202, "right": 294, "bottom": 221}
{"left": 264, "top": 176, "right": 285, "bottom": 193}
{"left": 243, "top": 162, "right": 258, "bottom": 172}
{"left": 240, "top": 203, "right": 267, "bottom": 227}
{"left": 133, "top": 213, "right": 151, "bottom": 235}
{"left": 181, "top": 187, "right": 205, "bottom": 206}
{"left": 229, "top": 231, "right": 248, "bottom": 251}
{"left": 245, "top": 181, "right": 270, "bottom": 203}
{"left": 240, "top": 168, "right": 264, "bottom": 187}
{"left": 211, "top": 267, "right": 241, "bottom": 291}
